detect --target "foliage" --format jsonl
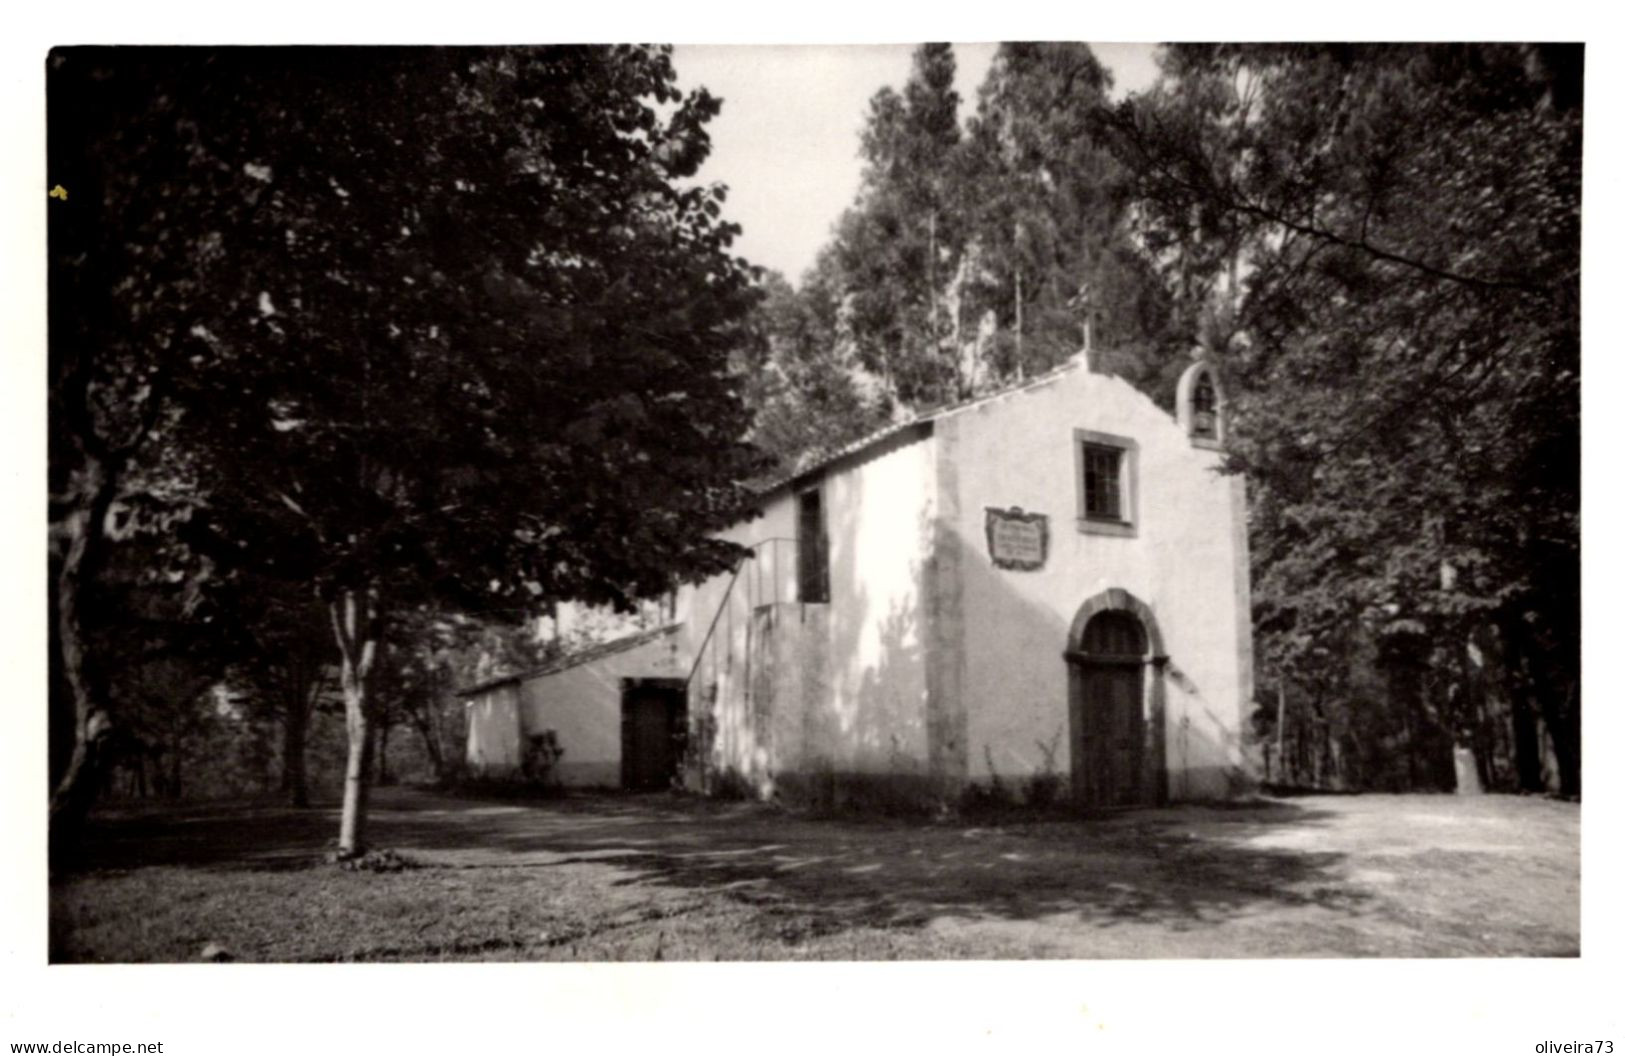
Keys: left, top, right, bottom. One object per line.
{"left": 741, "top": 43, "right": 1188, "bottom": 478}
{"left": 1100, "top": 44, "right": 1581, "bottom": 793}
{"left": 735, "top": 269, "right": 894, "bottom": 476}
{"left": 49, "top": 45, "right": 770, "bottom": 851}
{"left": 836, "top": 43, "right": 967, "bottom": 406}
{"left": 520, "top": 731, "right": 565, "bottom": 786}
{"left": 957, "top": 43, "right": 1185, "bottom": 393}
{"left": 332, "top": 849, "right": 421, "bottom": 874}
{"left": 1023, "top": 727, "right": 1065, "bottom": 807}
{"left": 56, "top": 519, "right": 238, "bottom": 800}
{"left": 143, "top": 46, "right": 766, "bottom": 612}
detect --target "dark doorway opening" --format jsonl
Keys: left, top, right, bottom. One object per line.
{"left": 621, "top": 678, "right": 688, "bottom": 791}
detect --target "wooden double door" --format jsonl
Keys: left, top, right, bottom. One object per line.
{"left": 1074, "top": 660, "right": 1147, "bottom": 807}
{"left": 1070, "top": 609, "right": 1152, "bottom": 808}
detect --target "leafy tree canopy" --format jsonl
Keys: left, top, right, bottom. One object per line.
{"left": 746, "top": 42, "right": 1187, "bottom": 479}
{"left": 49, "top": 45, "right": 769, "bottom": 850}
{"left": 1098, "top": 43, "right": 1581, "bottom": 792}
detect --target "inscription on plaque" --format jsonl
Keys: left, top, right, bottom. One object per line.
{"left": 985, "top": 507, "right": 1049, "bottom": 571}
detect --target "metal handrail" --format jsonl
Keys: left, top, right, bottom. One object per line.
{"left": 683, "top": 536, "right": 800, "bottom": 691}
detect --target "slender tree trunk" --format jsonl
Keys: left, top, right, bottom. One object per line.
{"left": 1395, "top": 663, "right": 1421, "bottom": 791}
{"left": 1014, "top": 268, "right": 1024, "bottom": 381}
{"left": 1314, "top": 701, "right": 1333, "bottom": 790}
{"left": 339, "top": 691, "right": 372, "bottom": 854}
{"left": 1523, "top": 606, "right": 1580, "bottom": 799}
{"left": 927, "top": 211, "right": 939, "bottom": 357}
{"left": 1507, "top": 683, "right": 1544, "bottom": 791}
{"left": 1274, "top": 683, "right": 1287, "bottom": 786}
{"left": 1455, "top": 635, "right": 1495, "bottom": 792}
{"left": 953, "top": 273, "right": 967, "bottom": 398}
{"left": 1498, "top": 616, "right": 1550, "bottom": 793}
{"left": 49, "top": 455, "right": 119, "bottom": 866}
{"left": 414, "top": 706, "right": 446, "bottom": 783}
{"left": 282, "top": 677, "right": 311, "bottom": 808}
{"left": 332, "top": 587, "right": 381, "bottom": 858}
{"left": 278, "top": 653, "right": 317, "bottom": 807}
{"left": 1541, "top": 682, "right": 1580, "bottom": 799}
{"left": 376, "top": 721, "right": 392, "bottom": 786}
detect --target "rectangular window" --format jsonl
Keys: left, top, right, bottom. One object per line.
{"left": 1083, "top": 444, "right": 1123, "bottom": 521}
{"left": 797, "top": 487, "right": 830, "bottom": 603}
{"left": 1074, "top": 429, "right": 1138, "bottom": 537}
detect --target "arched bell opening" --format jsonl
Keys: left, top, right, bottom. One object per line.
{"left": 1176, "top": 360, "right": 1227, "bottom": 450}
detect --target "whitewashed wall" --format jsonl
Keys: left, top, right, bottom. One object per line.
{"left": 465, "top": 684, "right": 523, "bottom": 776}
{"left": 938, "top": 363, "right": 1253, "bottom": 797}
{"left": 469, "top": 357, "right": 1251, "bottom": 804}
{"left": 514, "top": 631, "right": 683, "bottom": 787}
{"left": 677, "top": 430, "right": 936, "bottom": 794}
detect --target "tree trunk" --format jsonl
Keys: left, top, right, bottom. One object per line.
{"left": 338, "top": 689, "right": 372, "bottom": 855}
{"left": 1507, "top": 680, "right": 1545, "bottom": 791}
{"left": 1398, "top": 672, "right": 1420, "bottom": 791}
{"left": 1542, "top": 684, "right": 1580, "bottom": 799}
{"left": 49, "top": 454, "right": 119, "bottom": 866}
{"left": 278, "top": 652, "right": 319, "bottom": 808}
{"left": 331, "top": 588, "right": 381, "bottom": 858}
{"left": 1014, "top": 267, "right": 1024, "bottom": 381}
{"left": 927, "top": 211, "right": 939, "bottom": 356}
{"left": 1274, "top": 683, "right": 1288, "bottom": 786}
{"left": 1454, "top": 635, "right": 1496, "bottom": 792}
{"left": 282, "top": 678, "right": 311, "bottom": 807}
{"left": 413, "top": 706, "right": 446, "bottom": 783}
{"left": 1522, "top": 608, "right": 1580, "bottom": 799}
{"left": 376, "top": 720, "right": 392, "bottom": 786}
{"left": 1498, "top": 615, "right": 1553, "bottom": 793}
{"left": 953, "top": 272, "right": 967, "bottom": 398}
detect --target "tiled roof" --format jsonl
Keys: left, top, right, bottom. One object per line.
{"left": 455, "top": 624, "right": 680, "bottom": 697}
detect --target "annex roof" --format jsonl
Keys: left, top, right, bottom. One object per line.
{"left": 455, "top": 624, "right": 680, "bottom": 698}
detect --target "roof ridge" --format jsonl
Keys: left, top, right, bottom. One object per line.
{"left": 456, "top": 623, "right": 680, "bottom": 697}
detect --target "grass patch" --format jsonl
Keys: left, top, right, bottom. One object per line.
{"left": 50, "top": 861, "right": 1003, "bottom": 962}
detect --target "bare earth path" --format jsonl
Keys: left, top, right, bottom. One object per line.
{"left": 51, "top": 788, "right": 1579, "bottom": 961}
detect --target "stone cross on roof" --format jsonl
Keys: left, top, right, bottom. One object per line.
{"left": 1067, "top": 281, "right": 1096, "bottom": 367}
{"left": 1068, "top": 281, "right": 1095, "bottom": 350}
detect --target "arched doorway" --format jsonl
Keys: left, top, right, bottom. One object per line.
{"left": 1065, "top": 590, "right": 1168, "bottom": 808}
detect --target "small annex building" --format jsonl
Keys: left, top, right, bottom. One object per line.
{"left": 460, "top": 350, "right": 1255, "bottom": 808}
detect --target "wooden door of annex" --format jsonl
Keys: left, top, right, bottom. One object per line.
{"left": 621, "top": 681, "right": 686, "bottom": 791}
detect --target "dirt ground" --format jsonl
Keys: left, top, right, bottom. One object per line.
{"left": 50, "top": 787, "right": 1580, "bottom": 961}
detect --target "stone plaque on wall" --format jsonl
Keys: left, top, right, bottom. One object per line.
{"left": 985, "top": 507, "right": 1049, "bottom": 571}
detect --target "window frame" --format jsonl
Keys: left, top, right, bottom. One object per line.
{"left": 796, "top": 485, "right": 831, "bottom": 603}
{"left": 1073, "top": 428, "right": 1139, "bottom": 538}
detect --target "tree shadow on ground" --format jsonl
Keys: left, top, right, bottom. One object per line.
{"left": 65, "top": 787, "right": 1367, "bottom": 937}
{"left": 550, "top": 803, "right": 1364, "bottom": 936}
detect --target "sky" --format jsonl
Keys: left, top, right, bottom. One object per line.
{"left": 671, "top": 43, "right": 1163, "bottom": 284}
